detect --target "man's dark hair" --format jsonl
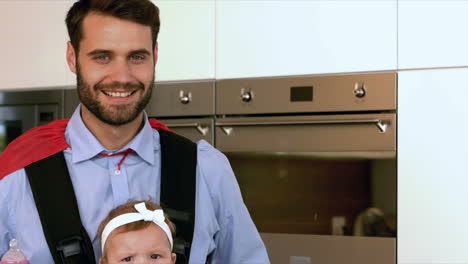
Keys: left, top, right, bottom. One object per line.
{"left": 65, "top": 0, "right": 160, "bottom": 53}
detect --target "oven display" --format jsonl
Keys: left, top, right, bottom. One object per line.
{"left": 290, "top": 86, "right": 313, "bottom": 102}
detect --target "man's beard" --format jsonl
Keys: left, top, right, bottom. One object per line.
{"left": 76, "top": 63, "right": 153, "bottom": 126}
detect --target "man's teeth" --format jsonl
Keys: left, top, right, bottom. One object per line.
{"left": 104, "top": 91, "right": 133, "bottom": 97}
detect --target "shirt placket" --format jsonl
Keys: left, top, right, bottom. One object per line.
{"left": 108, "top": 154, "right": 130, "bottom": 206}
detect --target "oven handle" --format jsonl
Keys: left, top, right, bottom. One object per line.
{"left": 216, "top": 118, "right": 390, "bottom": 135}
{"left": 166, "top": 123, "right": 209, "bottom": 136}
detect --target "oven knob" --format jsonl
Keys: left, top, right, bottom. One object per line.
{"left": 354, "top": 83, "right": 366, "bottom": 98}
{"left": 179, "top": 90, "right": 191, "bottom": 104}
{"left": 241, "top": 91, "right": 252, "bottom": 102}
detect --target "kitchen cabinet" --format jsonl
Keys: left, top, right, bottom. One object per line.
{"left": 398, "top": 68, "right": 468, "bottom": 263}
{"left": 0, "top": 1, "right": 215, "bottom": 90}
{"left": 0, "top": 1, "right": 75, "bottom": 90}
{"left": 398, "top": 0, "right": 468, "bottom": 69}
{"left": 153, "top": 0, "right": 215, "bottom": 81}
{"left": 215, "top": 0, "right": 397, "bottom": 79}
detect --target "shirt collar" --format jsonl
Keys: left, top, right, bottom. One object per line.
{"left": 65, "top": 105, "right": 157, "bottom": 165}
{"left": 125, "top": 111, "right": 157, "bottom": 165}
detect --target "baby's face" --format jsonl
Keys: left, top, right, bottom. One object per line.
{"left": 102, "top": 224, "right": 176, "bottom": 264}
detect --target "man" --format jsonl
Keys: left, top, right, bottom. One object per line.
{"left": 0, "top": 0, "right": 270, "bottom": 263}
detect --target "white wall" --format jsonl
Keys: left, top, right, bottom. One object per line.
{"left": 398, "top": 68, "right": 468, "bottom": 263}
{"left": 398, "top": 0, "right": 468, "bottom": 69}
{"left": 397, "top": 1, "right": 468, "bottom": 263}
{"left": 153, "top": 0, "right": 215, "bottom": 81}
{"left": 0, "top": 0, "right": 215, "bottom": 90}
{"left": 0, "top": 1, "right": 74, "bottom": 90}
{"left": 215, "top": 0, "right": 397, "bottom": 79}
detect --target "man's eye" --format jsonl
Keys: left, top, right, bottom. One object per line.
{"left": 131, "top": 54, "right": 145, "bottom": 62}
{"left": 94, "top": 55, "right": 110, "bottom": 62}
{"left": 150, "top": 254, "right": 160, "bottom": 259}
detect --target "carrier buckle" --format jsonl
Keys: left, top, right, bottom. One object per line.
{"left": 56, "top": 236, "right": 83, "bottom": 259}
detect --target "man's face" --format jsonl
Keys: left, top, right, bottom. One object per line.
{"left": 68, "top": 13, "right": 157, "bottom": 126}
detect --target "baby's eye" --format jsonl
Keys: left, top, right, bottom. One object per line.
{"left": 150, "top": 254, "right": 161, "bottom": 259}
{"left": 121, "top": 256, "right": 133, "bottom": 262}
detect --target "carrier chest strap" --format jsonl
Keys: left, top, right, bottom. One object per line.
{"left": 25, "top": 152, "right": 95, "bottom": 264}
{"left": 159, "top": 130, "right": 198, "bottom": 264}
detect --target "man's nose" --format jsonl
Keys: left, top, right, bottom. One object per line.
{"left": 109, "top": 60, "right": 133, "bottom": 84}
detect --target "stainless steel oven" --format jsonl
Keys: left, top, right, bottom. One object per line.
{"left": 0, "top": 90, "right": 64, "bottom": 153}
{"left": 215, "top": 72, "right": 396, "bottom": 264}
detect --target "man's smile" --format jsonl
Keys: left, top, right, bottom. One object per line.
{"left": 102, "top": 90, "right": 136, "bottom": 98}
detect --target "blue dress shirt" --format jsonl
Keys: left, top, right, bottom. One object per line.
{"left": 0, "top": 106, "right": 270, "bottom": 264}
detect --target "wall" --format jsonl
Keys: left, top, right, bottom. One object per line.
{"left": 397, "top": 1, "right": 468, "bottom": 263}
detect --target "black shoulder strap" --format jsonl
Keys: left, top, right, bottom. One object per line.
{"left": 25, "top": 152, "right": 96, "bottom": 264}
{"left": 159, "top": 130, "right": 198, "bottom": 264}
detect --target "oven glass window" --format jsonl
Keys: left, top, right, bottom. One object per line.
{"left": 226, "top": 152, "right": 396, "bottom": 238}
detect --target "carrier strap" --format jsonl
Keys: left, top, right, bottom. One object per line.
{"left": 25, "top": 152, "right": 96, "bottom": 264}
{"left": 159, "top": 130, "right": 198, "bottom": 264}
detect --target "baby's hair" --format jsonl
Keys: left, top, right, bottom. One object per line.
{"left": 97, "top": 199, "right": 176, "bottom": 259}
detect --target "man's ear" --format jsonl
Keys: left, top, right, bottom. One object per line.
{"left": 171, "top": 253, "right": 176, "bottom": 264}
{"left": 153, "top": 41, "right": 158, "bottom": 66}
{"left": 66, "top": 41, "right": 77, "bottom": 74}
{"left": 99, "top": 257, "right": 105, "bottom": 264}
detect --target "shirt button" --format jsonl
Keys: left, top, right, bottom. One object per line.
{"left": 115, "top": 169, "right": 121, "bottom": 175}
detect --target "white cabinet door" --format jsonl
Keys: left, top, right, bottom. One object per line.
{"left": 153, "top": 0, "right": 215, "bottom": 81}
{"left": 398, "top": 69, "right": 468, "bottom": 263}
{"left": 398, "top": 0, "right": 468, "bottom": 69}
{"left": 0, "top": 1, "right": 73, "bottom": 90}
{"left": 216, "top": 0, "right": 397, "bottom": 79}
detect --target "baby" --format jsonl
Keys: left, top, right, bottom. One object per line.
{"left": 97, "top": 200, "right": 177, "bottom": 264}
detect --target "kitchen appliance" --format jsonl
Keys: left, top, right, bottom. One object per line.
{"left": 0, "top": 89, "right": 66, "bottom": 153}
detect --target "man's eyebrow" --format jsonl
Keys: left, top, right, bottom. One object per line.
{"left": 86, "top": 49, "right": 112, "bottom": 57}
{"left": 128, "top": 49, "right": 151, "bottom": 56}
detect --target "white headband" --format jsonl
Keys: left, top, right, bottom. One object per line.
{"left": 101, "top": 202, "right": 173, "bottom": 253}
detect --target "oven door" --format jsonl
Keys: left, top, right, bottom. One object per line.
{"left": 216, "top": 112, "right": 396, "bottom": 264}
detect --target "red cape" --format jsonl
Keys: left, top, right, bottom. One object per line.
{"left": 0, "top": 118, "right": 171, "bottom": 180}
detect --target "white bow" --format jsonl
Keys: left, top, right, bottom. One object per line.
{"left": 135, "top": 203, "right": 165, "bottom": 222}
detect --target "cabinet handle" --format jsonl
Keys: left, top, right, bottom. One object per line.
{"left": 167, "top": 123, "right": 209, "bottom": 136}
{"left": 217, "top": 119, "right": 389, "bottom": 133}
{"left": 221, "top": 127, "right": 233, "bottom": 136}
